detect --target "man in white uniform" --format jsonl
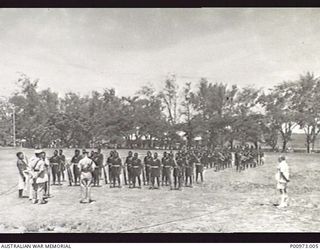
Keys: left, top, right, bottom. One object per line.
{"left": 275, "top": 155, "right": 290, "bottom": 208}
{"left": 29, "top": 149, "right": 47, "bottom": 204}
{"left": 78, "top": 150, "right": 96, "bottom": 203}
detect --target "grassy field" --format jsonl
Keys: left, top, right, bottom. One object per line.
{"left": 0, "top": 148, "right": 319, "bottom": 233}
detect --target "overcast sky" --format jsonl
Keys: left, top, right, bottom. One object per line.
{"left": 1, "top": 8, "right": 320, "bottom": 97}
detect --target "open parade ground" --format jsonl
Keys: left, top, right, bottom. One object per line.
{"left": 0, "top": 148, "right": 319, "bottom": 233}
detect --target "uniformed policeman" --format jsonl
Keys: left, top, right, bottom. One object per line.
{"left": 125, "top": 151, "right": 133, "bottom": 188}
{"left": 92, "top": 149, "right": 103, "bottom": 187}
{"left": 185, "top": 152, "right": 194, "bottom": 187}
{"left": 58, "top": 149, "right": 66, "bottom": 182}
{"left": 106, "top": 151, "right": 114, "bottom": 186}
{"left": 174, "top": 152, "right": 183, "bottom": 190}
{"left": 16, "top": 152, "right": 28, "bottom": 198}
{"left": 41, "top": 151, "right": 51, "bottom": 197}
{"left": 195, "top": 152, "right": 204, "bottom": 183}
{"left": 131, "top": 152, "right": 142, "bottom": 188}
{"left": 150, "top": 152, "right": 161, "bottom": 189}
{"left": 71, "top": 149, "right": 81, "bottom": 185}
{"left": 111, "top": 151, "right": 122, "bottom": 188}
{"left": 162, "top": 152, "right": 174, "bottom": 190}
{"left": 30, "top": 149, "right": 47, "bottom": 204}
{"left": 161, "top": 152, "right": 168, "bottom": 186}
{"left": 50, "top": 150, "right": 61, "bottom": 185}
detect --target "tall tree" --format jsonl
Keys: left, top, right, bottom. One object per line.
{"left": 259, "top": 82, "right": 297, "bottom": 152}
{"left": 292, "top": 72, "right": 320, "bottom": 153}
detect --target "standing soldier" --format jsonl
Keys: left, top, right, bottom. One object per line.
{"left": 125, "top": 151, "right": 133, "bottom": 187}
{"left": 131, "top": 152, "right": 142, "bottom": 188}
{"left": 162, "top": 152, "right": 174, "bottom": 190}
{"left": 185, "top": 152, "right": 194, "bottom": 187}
{"left": 16, "top": 152, "right": 28, "bottom": 198}
{"left": 161, "top": 152, "right": 168, "bottom": 186}
{"left": 143, "top": 151, "right": 153, "bottom": 186}
{"left": 50, "top": 150, "right": 61, "bottom": 185}
{"left": 150, "top": 152, "right": 161, "bottom": 189}
{"left": 111, "top": 151, "right": 122, "bottom": 188}
{"left": 71, "top": 149, "right": 81, "bottom": 185}
{"left": 173, "top": 152, "right": 183, "bottom": 190}
{"left": 96, "top": 148, "right": 104, "bottom": 180}
{"left": 235, "top": 147, "right": 241, "bottom": 172}
{"left": 42, "top": 152, "right": 51, "bottom": 197}
{"left": 91, "top": 150, "right": 101, "bottom": 187}
{"left": 30, "top": 149, "right": 47, "bottom": 205}
{"left": 106, "top": 151, "right": 114, "bottom": 186}
{"left": 78, "top": 150, "right": 96, "bottom": 203}
{"left": 93, "top": 148, "right": 103, "bottom": 187}
{"left": 196, "top": 152, "right": 204, "bottom": 183}
{"left": 59, "top": 149, "right": 66, "bottom": 182}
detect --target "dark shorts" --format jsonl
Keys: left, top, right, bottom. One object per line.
{"left": 132, "top": 167, "right": 141, "bottom": 177}
{"left": 145, "top": 165, "right": 150, "bottom": 173}
{"left": 52, "top": 164, "right": 61, "bottom": 173}
{"left": 111, "top": 166, "right": 121, "bottom": 177}
{"left": 173, "top": 167, "right": 182, "bottom": 177}
{"left": 73, "top": 165, "right": 80, "bottom": 176}
{"left": 163, "top": 167, "right": 172, "bottom": 178}
{"left": 150, "top": 167, "right": 160, "bottom": 178}
{"left": 196, "top": 164, "right": 203, "bottom": 173}
{"left": 185, "top": 166, "right": 193, "bottom": 176}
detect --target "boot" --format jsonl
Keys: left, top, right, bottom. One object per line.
{"left": 18, "top": 189, "right": 23, "bottom": 198}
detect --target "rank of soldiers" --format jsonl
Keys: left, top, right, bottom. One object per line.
{"left": 16, "top": 146, "right": 264, "bottom": 204}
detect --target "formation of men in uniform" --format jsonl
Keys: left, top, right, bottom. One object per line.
{"left": 16, "top": 145, "right": 265, "bottom": 205}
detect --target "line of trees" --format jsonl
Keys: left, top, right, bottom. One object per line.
{"left": 1, "top": 72, "right": 320, "bottom": 153}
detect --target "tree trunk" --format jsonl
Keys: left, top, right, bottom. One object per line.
{"left": 282, "top": 139, "right": 287, "bottom": 153}
{"left": 306, "top": 135, "right": 311, "bottom": 153}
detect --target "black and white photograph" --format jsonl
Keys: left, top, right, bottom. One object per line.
{"left": 0, "top": 8, "right": 320, "bottom": 234}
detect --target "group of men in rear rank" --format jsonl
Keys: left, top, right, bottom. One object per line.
{"left": 16, "top": 145, "right": 265, "bottom": 204}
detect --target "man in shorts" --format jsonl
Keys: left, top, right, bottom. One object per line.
{"left": 16, "top": 152, "right": 28, "bottom": 198}
{"left": 143, "top": 151, "right": 153, "bottom": 186}
{"left": 275, "top": 155, "right": 290, "bottom": 208}
{"left": 30, "top": 149, "right": 47, "bottom": 204}
{"left": 195, "top": 152, "right": 204, "bottom": 183}
{"left": 174, "top": 152, "right": 183, "bottom": 190}
{"left": 58, "top": 149, "right": 66, "bottom": 182}
{"left": 78, "top": 150, "right": 96, "bottom": 203}
{"left": 131, "top": 152, "right": 142, "bottom": 188}
{"left": 150, "top": 152, "right": 161, "bottom": 189}
{"left": 111, "top": 151, "right": 122, "bottom": 188}
{"left": 125, "top": 151, "right": 133, "bottom": 187}
{"left": 50, "top": 150, "right": 61, "bottom": 185}
{"left": 71, "top": 149, "right": 81, "bottom": 185}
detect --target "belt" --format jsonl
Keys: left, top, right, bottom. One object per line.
{"left": 133, "top": 166, "right": 140, "bottom": 168}
{"left": 150, "top": 166, "right": 159, "bottom": 169}
{"left": 113, "top": 165, "right": 121, "bottom": 168}
{"left": 33, "top": 170, "right": 40, "bottom": 172}
{"left": 51, "top": 163, "right": 59, "bottom": 165}
{"left": 164, "top": 165, "right": 172, "bottom": 168}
